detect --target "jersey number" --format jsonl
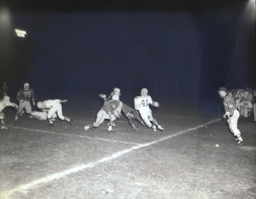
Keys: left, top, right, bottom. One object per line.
{"left": 141, "top": 99, "right": 149, "bottom": 107}
{"left": 24, "top": 91, "right": 31, "bottom": 98}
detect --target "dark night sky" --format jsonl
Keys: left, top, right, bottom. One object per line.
{"left": 0, "top": 0, "right": 255, "bottom": 107}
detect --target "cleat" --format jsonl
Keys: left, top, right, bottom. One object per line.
{"left": 132, "top": 124, "right": 138, "bottom": 130}
{"left": 1, "top": 126, "right": 8, "bottom": 130}
{"left": 108, "top": 125, "right": 113, "bottom": 131}
{"left": 84, "top": 125, "right": 90, "bottom": 131}
{"left": 157, "top": 125, "right": 164, "bottom": 131}
{"left": 152, "top": 125, "right": 157, "bottom": 132}
{"left": 28, "top": 115, "right": 33, "bottom": 119}
{"left": 237, "top": 140, "right": 243, "bottom": 145}
{"left": 68, "top": 119, "right": 73, "bottom": 126}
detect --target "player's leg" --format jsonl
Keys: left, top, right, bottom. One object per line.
{"left": 30, "top": 111, "right": 47, "bottom": 120}
{"left": 84, "top": 109, "right": 107, "bottom": 131}
{"left": 139, "top": 109, "right": 156, "bottom": 131}
{"left": 51, "top": 104, "right": 72, "bottom": 125}
{"left": 107, "top": 114, "right": 117, "bottom": 131}
{"left": 228, "top": 110, "right": 243, "bottom": 144}
{"left": 15, "top": 101, "right": 26, "bottom": 120}
{"left": 148, "top": 111, "right": 164, "bottom": 131}
{"left": 125, "top": 112, "right": 138, "bottom": 129}
{"left": 131, "top": 110, "right": 146, "bottom": 127}
{"left": 24, "top": 101, "right": 33, "bottom": 118}
{"left": 0, "top": 112, "right": 8, "bottom": 129}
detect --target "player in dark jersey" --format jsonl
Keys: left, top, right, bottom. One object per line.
{"left": 84, "top": 95, "right": 122, "bottom": 132}
{"left": 120, "top": 103, "right": 146, "bottom": 129}
{"left": 99, "top": 92, "right": 145, "bottom": 129}
{"left": 218, "top": 87, "right": 243, "bottom": 145}
{"left": 15, "top": 82, "right": 35, "bottom": 121}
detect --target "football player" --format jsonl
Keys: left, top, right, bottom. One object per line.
{"left": 99, "top": 94, "right": 145, "bottom": 129}
{"left": 218, "top": 87, "right": 243, "bottom": 145}
{"left": 37, "top": 99, "right": 72, "bottom": 125}
{"left": 15, "top": 82, "right": 35, "bottom": 121}
{"left": 108, "top": 87, "right": 121, "bottom": 100}
{"left": 0, "top": 96, "right": 18, "bottom": 129}
{"left": 134, "top": 88, "right": 164, "bottom": 132}
{"left": 84, "top": 95, "right": 122, "bottom": 132}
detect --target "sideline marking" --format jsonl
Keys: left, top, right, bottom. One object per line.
{"left": 1, "top": 118, "right": 220, "bottom": 199}
{"left": 7, "top": 126, "right": 140, "bottom": 146}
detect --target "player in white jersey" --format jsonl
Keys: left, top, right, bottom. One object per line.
{"left": 218, "top": 87, "right": 243, "bottom": 145}
{"left": 134, "top": 88, "right": 164, "bottom": 132}
{"left": 37, "top": 99, "right": 72, "bottom": 125}
{"left": 0, "top": 96, "right": 18, "bottom": 129}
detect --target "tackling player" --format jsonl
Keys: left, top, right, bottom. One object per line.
{"left": 15, "top": 82, "right": 35, "bottom": 121}
{"left": 0, "top": 96, "right": 18, "bottom": 129}
{"left": 99, "top": 94, "right": 145, "bottom": 129}
{"left": 37, "top": 99, "right": 72, "bottom": 125}
{"left": 218, "top": 87, "right": 243, "bottom": 145}
{"left": 84, "top": 95, "right": 122, "bottom": 132}
{"left": 134, "top": 88, "right": 164, "bottom": 132}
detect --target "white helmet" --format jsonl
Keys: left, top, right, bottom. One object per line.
{"left": 113, "top": 87, "right": 121, "bottom": 96}
{"left": 3, "top": 96, "right": 10, "bottom": 101}
{"left": 24, "top": 82, "right": 30, "bottom": 90}
{"left": 37, "top": 101, "right": 43, "bottom": 109}
{"left": 141, "top": 88, "right": 148, "bottom": 96}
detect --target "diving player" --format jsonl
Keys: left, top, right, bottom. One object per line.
{"left": 134, "top": 88, "right": 164, "bottom": 132}
{"left": 37, "top": 99, "right": 72, "bottom": 125}
{"left": 218, "top": 87, "right": 243, "bottom": 145}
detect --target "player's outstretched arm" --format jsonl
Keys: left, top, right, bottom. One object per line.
{"left": 60, "top": 99, "right": 68, "bottom": 103}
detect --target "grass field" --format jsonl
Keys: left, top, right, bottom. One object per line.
{"left": 0, "top": 101, "right": 255, "bottom": 199}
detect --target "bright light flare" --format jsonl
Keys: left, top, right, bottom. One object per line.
{"left": 245, "top": 0, "right": 256, "bottom": 23}
{"left": 0, "top": 7, "right": 11, "bottom": 29}
{"left": 15, "top": 29, "right": 27, "bottom": 38}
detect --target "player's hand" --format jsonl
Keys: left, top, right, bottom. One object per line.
{"left": 63, "top": 99, "right": 68, "bottom": 103}
{"left": 99, "top": 94, "right": 106, "bottom": 99}
{"left": 223, "top": 113, "right": 227, "bottom": 119}
{"left": 32, "top": 101, "right": 35, "bottom": 106}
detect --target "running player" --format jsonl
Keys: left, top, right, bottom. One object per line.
{"left": 15, "top": 82, "right": 35, "bottom": 120}
{"left": 0, "top": 96, "right": 18, "bottom": 129}
{"left": 134, "top": 88, "right": 164, "bottom": 132}
{"left": 84, "top": 95, "right": 122, "bottom": 132}
{"left": 37, "top": 99, "right": 72, "bottom": 125}
{"left": 218, "top": 87, "right": 243, "bottom": 145}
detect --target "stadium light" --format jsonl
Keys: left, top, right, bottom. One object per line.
{"left": 15, "top": 29, "right": 27, "bottom": 38}
{"left": 245, "top": 0, "right": 256, "bottom": 23}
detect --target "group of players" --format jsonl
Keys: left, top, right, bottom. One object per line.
{"left": 0, "top": 82, "right": 72, "bottom": 129}
{"left": 1, "top": 82, "right": 256, "bottom": 145}
{"left": 218, "top": 87, "right": 256, "bottom": 145}
{"left": 0, "top": 82, "right": 164, "bottom": 132}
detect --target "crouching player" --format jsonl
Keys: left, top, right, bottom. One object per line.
{"left": 218, "top": 87, "right": 243, "bottom": 145}
{"left": 134, "top": 88, "right": 164, "bottom": 132}
{"left": 0, "top": 96, "right": 18, "bottom": 129}
{"left": 84, "top": 95, "right": 122, "bottom": 132}
{"left": 36, "top": 99, "right": 72, "bottom": 125}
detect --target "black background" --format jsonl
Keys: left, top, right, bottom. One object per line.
{"left": 0, "top": 0, "right": 255, "bottom": 112}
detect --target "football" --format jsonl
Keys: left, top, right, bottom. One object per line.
{"left": 153, "top": 101, "right": 159, "bottom": 107}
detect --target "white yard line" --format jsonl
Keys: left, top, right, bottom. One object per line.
{"left": 7, "top": 126, "right": 140, "bottom": 146}
{"left": 1, "top": 118, "right": 220, "bottom": 199}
